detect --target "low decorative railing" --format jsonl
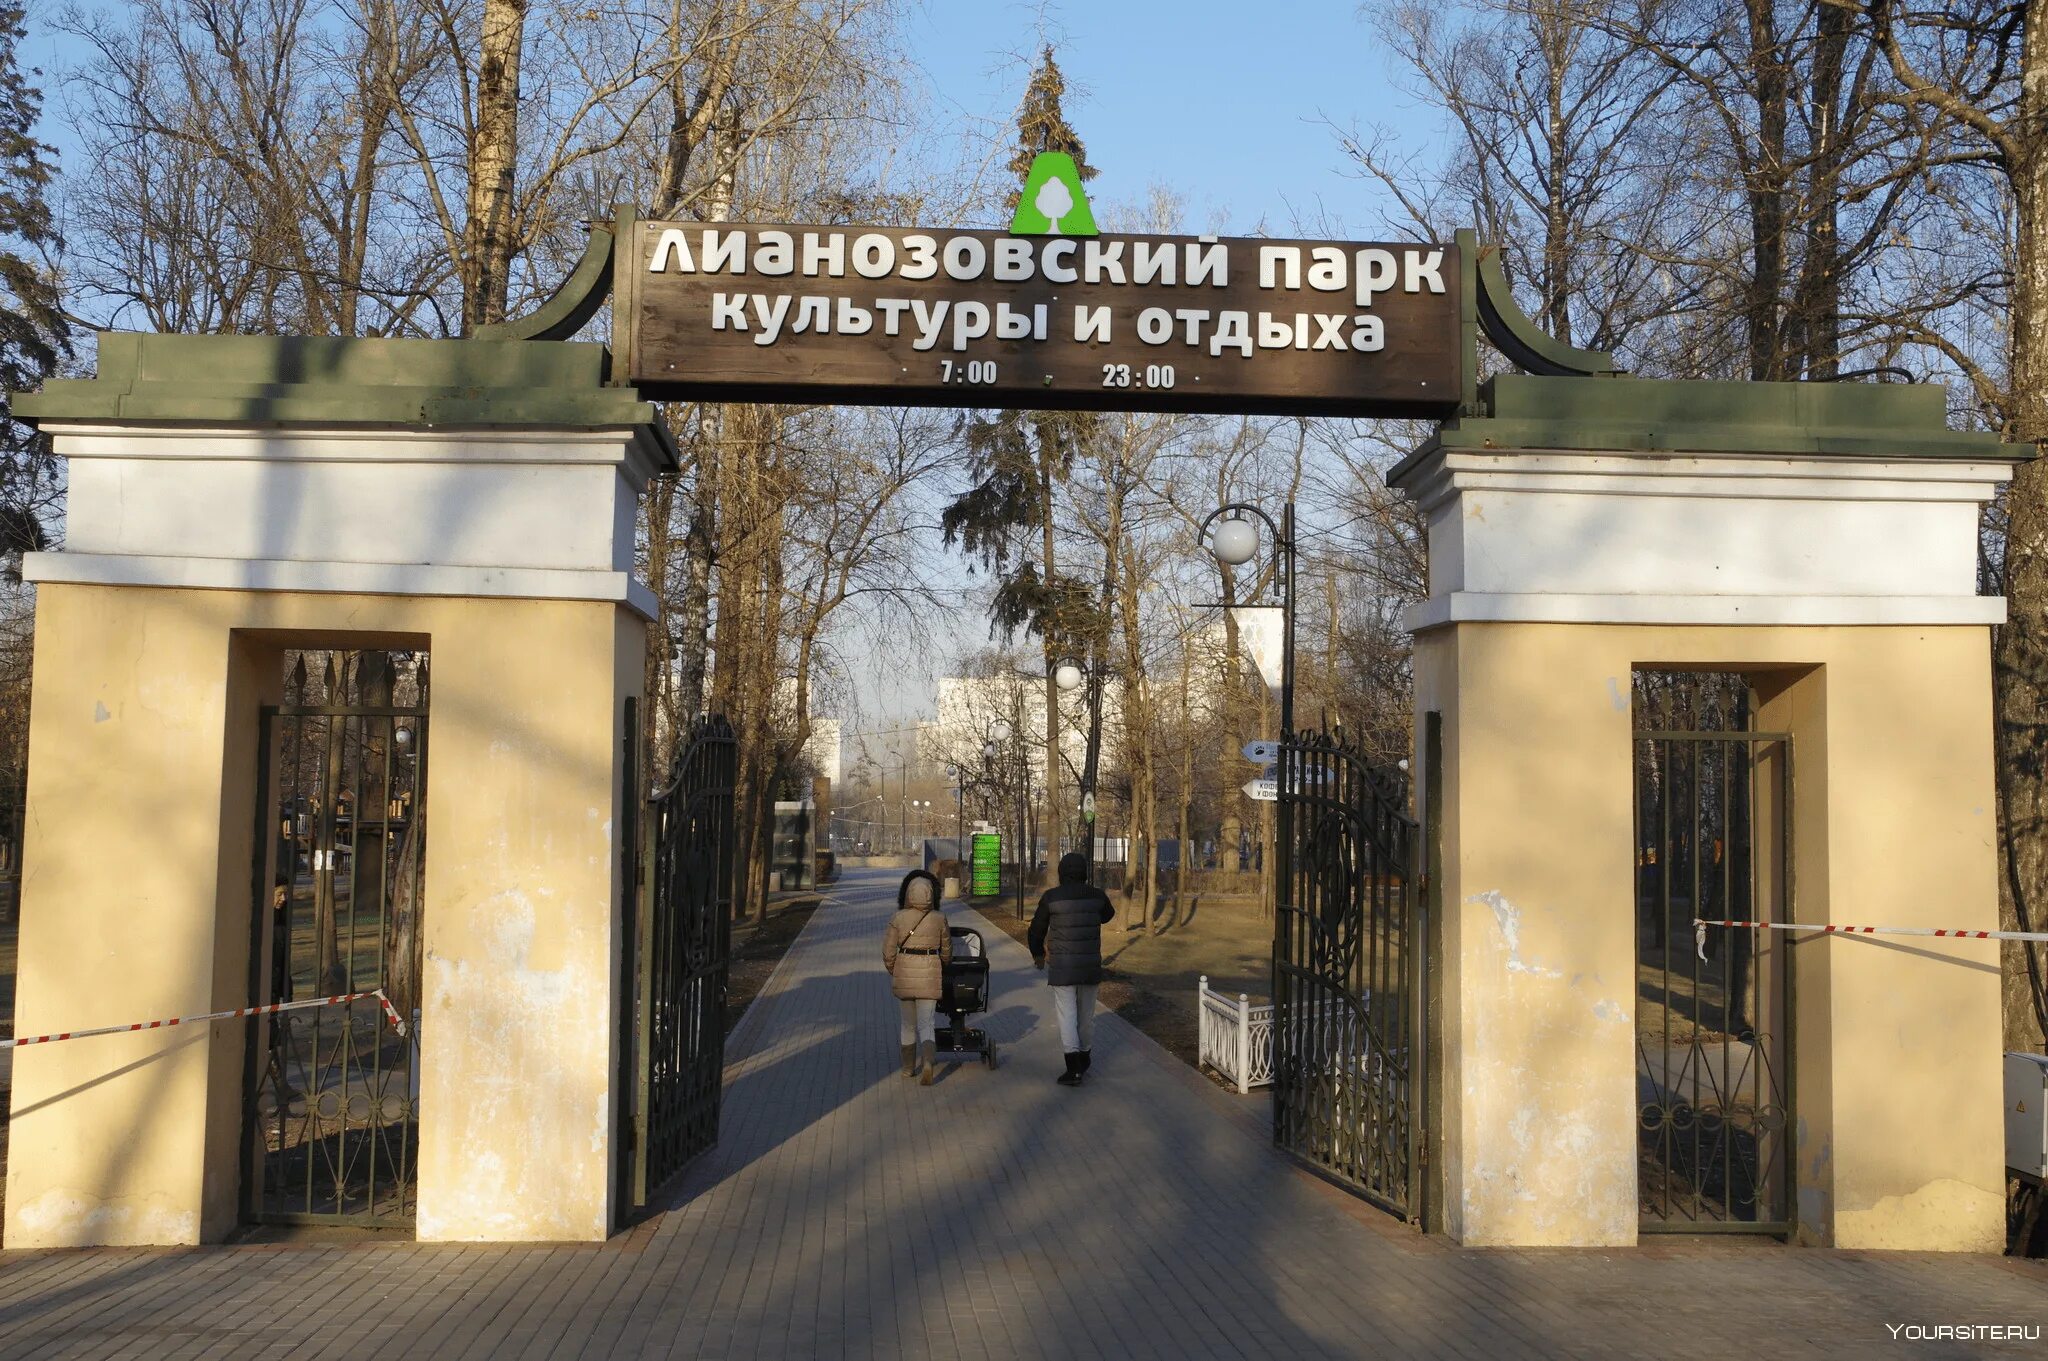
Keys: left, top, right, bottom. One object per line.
{"left": 1197, "top": 976, "right": 1275, "bottom": 1094}
{"left": 1198, "top": 978, "right": 1378, "bottom": 1096}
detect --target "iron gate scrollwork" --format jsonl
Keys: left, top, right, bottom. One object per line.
{"left": 245, "top": 652, "right": 427, "bottom": 1227}
{"left": 1273, "top": 728, "right": 1426, "bottom": 1221}
{"left": 629, "top": 713, "right": 738, "bottom": 1205}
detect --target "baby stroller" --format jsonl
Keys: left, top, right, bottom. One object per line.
{"left": 933, "top": 926, "right": 999, "bottom": 1069}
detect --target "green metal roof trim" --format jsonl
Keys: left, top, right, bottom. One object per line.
{"left": 15, "top": 331, "right": 674, "bottom": 458}
{"left": 1392, "top": 372, "right": 2014, "bottom": 481}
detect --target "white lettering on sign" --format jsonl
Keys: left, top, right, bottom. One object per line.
{"left": 701, "top": 291, "right": 1424, "bottom": 358}
{"left": 650, "top": 229, "right": 1453, "bottom": 296}
{"left": 1132, "top": 241, "right": 1176, "bottom": 285}
{"left": 753, "top": 230, "right": 794, "bottom": 276}
{"left": 635, "top": 224, "right": 1461, "bottom": 407}
{"left": 703, "top": 230, "right": 746, "bottom": 273}
{"left": 900, "top": 235, "right": 939, "bottom": 280}
{"left": 851, "top": 233, "right": 895, "bottom": 278}
{"left": 1083, "top": 239, "right": 1126, "bottom": 284}
{"left": 651, "top": 228, "right": 694, "bottom": 272}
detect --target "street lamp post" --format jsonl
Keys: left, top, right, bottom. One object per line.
{"left": 1200, "top": 499, "right": 1297, "bottom": 1093}
{"left": 948, "top": 765, "right": 963, "bottom": 865}
{"left": 981, "top": 739, "right": 999, "bottom": 901}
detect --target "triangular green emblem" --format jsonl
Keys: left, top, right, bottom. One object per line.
{"left": 1010, "top": 152, "right": 1097, "bottom": 236}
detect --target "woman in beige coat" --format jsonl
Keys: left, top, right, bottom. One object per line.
{"left": 881, "top": 870, "right": 951, "bottom": 1084}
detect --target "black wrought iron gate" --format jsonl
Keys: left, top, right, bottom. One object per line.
{"left": 245, "top": 652, "right": 428, "bottom": 1227}
{"left": 1633, "top": 671, "right": 1794, "bottom": 1233}
{"left": 623, "top": 713, "right": 738, "bottom": 1209}
{"left": 1273, "top": 729, "right": 1426, "bottom": 1221}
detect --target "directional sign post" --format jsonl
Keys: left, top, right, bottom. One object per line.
{"left": 1242, "top": 739, "right": 1279, "bottom": 764}
{"left": 1242, "top": 777, "right": 1279, "bottom": 803}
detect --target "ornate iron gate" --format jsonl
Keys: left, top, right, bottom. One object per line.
{"left": 245, "top": 653, "right": 427, "bottom": 1227}
{"left": 627, "top": 714, "right": 738, "bottom": 1206}
{"left": 1633, "top": 671, "right": 1794, "bottom": 1233}
{"left": 1273, "top": 729, "right": 1426, "bottom": 1221}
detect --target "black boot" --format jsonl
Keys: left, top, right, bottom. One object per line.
{"left": 1077, "top": 1050, "right": 1092, "bottom": 1078}
{"left": 1056, "top": 1052, "right": 1083, "bottom": 1086}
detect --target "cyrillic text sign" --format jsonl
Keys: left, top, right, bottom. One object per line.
{"left": 621, "top": 223, "right": 1462, "bottom": 415}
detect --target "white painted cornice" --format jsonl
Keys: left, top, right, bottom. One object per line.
{"left": 24, "top": 552, "right": 659, "bottom": 622}
{"left": 1394, "top": 444, "right": 2012, "bottom": 632}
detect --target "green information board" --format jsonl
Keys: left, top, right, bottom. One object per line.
{"left": 970, "top": 832, "right": 1002, "bottom": 898}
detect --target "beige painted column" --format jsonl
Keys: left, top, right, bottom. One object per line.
{"left": 2, "top": 587, "right": 271, "bottom": 1245}
{"left": 1414, "top": 624, "right": 1640, "bottom": 1246}
{"left": 409, "top": 598, "right": 644, "bottom": 1242}
{"left": 2, "top": 587, "right": 646, "bottom": 1246}
{"left": 4, "top": 333, "right": 673, "bottom": 1246}
{"left": 1395, "top": 413, "right": 2015, "bottom": 1250}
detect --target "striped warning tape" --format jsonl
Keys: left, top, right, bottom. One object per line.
{"left": 6, "top": 989, "right": 406, "bottom": 1048}
{"left": 1693, "top": 917, "right": 2048, "bottom": 961}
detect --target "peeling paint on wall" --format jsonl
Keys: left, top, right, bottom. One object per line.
{"left": 1469, "top": 890, "right": 1563, "bottom": 978}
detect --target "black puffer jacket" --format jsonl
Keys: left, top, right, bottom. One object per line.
{"left": 1028, "top": 852, "right": 1114, "bottom": 987}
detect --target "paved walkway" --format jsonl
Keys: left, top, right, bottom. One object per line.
{"left": 1, "top": 868, "right": 2044, "bottom": 1359}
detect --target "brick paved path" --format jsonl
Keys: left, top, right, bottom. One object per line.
{"left": 2, "top": 867, "right": 2044, "bottom": 1359}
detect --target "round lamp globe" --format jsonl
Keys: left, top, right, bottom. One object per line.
{"left": 1210, "top": 518, "right": 1259, "bottom": 566}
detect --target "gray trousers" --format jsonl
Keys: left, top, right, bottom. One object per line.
{"left": 1051, "top": 983, "right": 1098, "bottom": 1052}
{"left": 897, "top": 998, "right": 936, "bottom": 1045}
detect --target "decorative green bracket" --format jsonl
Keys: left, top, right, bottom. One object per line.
{"left": 1457, "top": 228, "right": 1619, "bottom": 381}
{"left": 474, "top": 221, "right": 617, "bottom": 343}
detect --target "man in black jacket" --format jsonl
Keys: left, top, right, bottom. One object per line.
{"left": 1028, "top": 851, "right": 1115, "bottom": 1086}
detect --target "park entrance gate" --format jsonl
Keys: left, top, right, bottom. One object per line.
{"left": 620, "top": 713, "right": 739, "bottom": 1212}
{"left": 245, "top": 652, "right": 428, "bottom": 1227}
{"left": 1273, "top": 729, "right": 1426, "bottom": 1222}
{"left": 1632, "top": 672, "right": 1794, "bottom": 1233}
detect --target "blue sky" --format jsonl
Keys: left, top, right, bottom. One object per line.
{"left": 19, "top": 3, "right": 1447, "bottom": 239}
{"left": 911, "top": 0, "right": 1445, "bottom": 234}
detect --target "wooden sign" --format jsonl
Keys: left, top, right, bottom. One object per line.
{"left": 618, "top": 223, "right": 1462, "bottom": 416}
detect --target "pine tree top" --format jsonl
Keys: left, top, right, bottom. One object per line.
{"left": 1007, "top": 47, "right": 1096, "bottom": 214}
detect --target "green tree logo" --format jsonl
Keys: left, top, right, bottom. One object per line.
{"left": 1010, "top": 152, "right": 1097, "bottom": 236}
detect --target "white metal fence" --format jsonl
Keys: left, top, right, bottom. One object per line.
{"left": 1198, "top": 977, "right": 1384, "bottom": 1096}
{"left": 1197, "top": 976, "right": 1276, "bottom": 1093}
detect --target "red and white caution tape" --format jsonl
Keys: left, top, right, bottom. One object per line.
{"left": 1694, "top": 918, "right": 2048, "bottom": 960}
{"left": 6, "top": 989, "right": 406, "bottom": 1048}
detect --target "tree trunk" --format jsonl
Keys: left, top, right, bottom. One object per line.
{"left": 1173, "top": 633, "right": 1195, "bottom": 935}
{"left": 1744, "top": 0, "right": 1790, "bottom": 380}
{"left": 1994, "top": 0, "right": 2048, "bottom": 1053}
{"left": 642, "top": 470, "right": 677, "bottom": 769}
{"left": 1040, "top": 466, "right": 1063, "bottom": 883}
{"left": 1794, "top": 0, "right": 1850, "bottom": 379}
{"left": 464, "top": 0, "right": 526, "bottom": 331}
{"left": 1115, "top": 534, "right": 1151, "bottom": 927}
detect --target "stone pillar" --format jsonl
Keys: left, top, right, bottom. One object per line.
{"left": 3, "top": 334, "right": 671, "bottom": 1246}
{"left": 1393, "top": 375, "right": 2019, "bottom": 1250}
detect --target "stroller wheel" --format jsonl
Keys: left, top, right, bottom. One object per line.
{"left": 983, "top": 1045, "right": 999, "bottom": 1070}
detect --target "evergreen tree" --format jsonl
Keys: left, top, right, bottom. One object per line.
{"left": 0, "top": 3, "right": 68, "bottom": 567}
{"left": 1002, "top": 47, "right": 1097, "bottom": 215}
{"left": 942, "top": 48, "right": 1103, "bottom": 871}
